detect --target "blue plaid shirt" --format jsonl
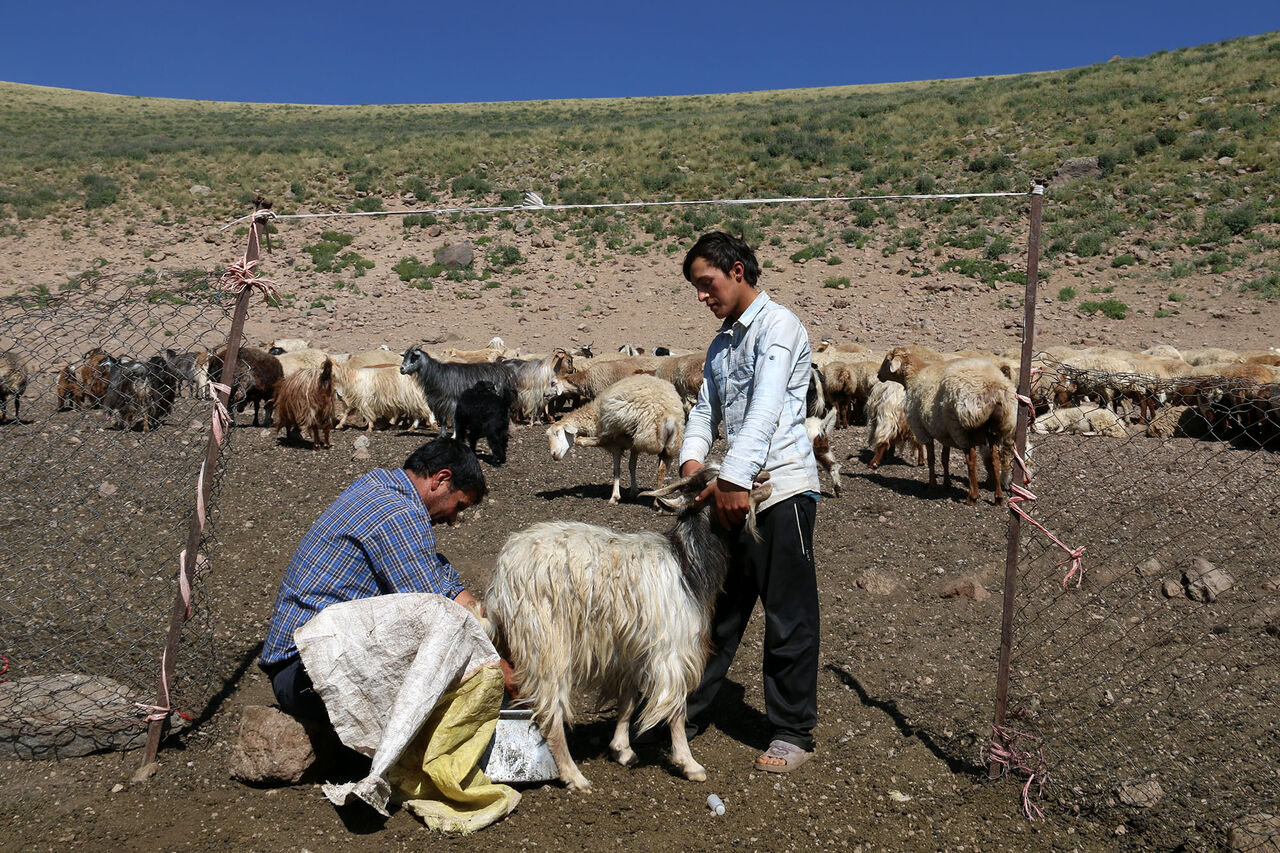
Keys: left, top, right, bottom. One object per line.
{"left": 260, "top": 467, "right": 465, "bottom": 667}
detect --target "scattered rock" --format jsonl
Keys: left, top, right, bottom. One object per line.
{"left": 0, "top": 674, "right": 147, "bottom": 759}
{"left": 353, "top": 434, "right": 371, "bottom": 450}
{"left": 531, "top": 236, "right": 554, "bottom": 249}
{"left": 852, "top": 568, "right": 905, "bottom": 596}
{"left": 230, "top": 706, "right": 322, "bottom": 785}
{"left": 1227, "top": 814, "right": 1280, "bottom": 853}
{"left": 98, "top": 481, "right": 117, "bottom": 498}
{"left": 938, "top": 577, "right": 991, "bottom": 602}
{"left": 1135, "top": 558, "right": 1162, "bottom": 578}
{"left": 111, "top": 783, "right": 125, "bottom": 794}
{"left": 1161, "top": 579, "right": 1182, "bottom": 598}
{"left": 147, "top": 252, "right": 166, "bottom": 262}
{"left": 1051, "top": 157, "right": 1102, "bottom": 187}
{"left": 130, "top": 762, "right": 160, "bottom": 784}
{"left": 189, "top": 184, "right": 211, "bottom": 197}
{"left": 1183, "top": 557, "right": 1233, "bottom": 603}
{"left": 514, "top": 218, "right": 533, "bottom": 235}
{"left": 352, "top": 448, "right": 371, "bottom": 461}
{"left": 1117, "top": 779, "right": 1163, "bottom": 808}
{"left": 426, "top": 225, "right": 443, "bottom": 238}
{"left": 434, "top": 242, "right": 474, "bottom": 270}
{"left": 203, "top": 230, "right": 221, "bottom": 244}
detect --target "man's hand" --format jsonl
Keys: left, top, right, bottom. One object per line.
{"left": 680, "top": 459, "right": 705, "bottom": 478}
{"left": 697, "top": 477, "right": 751, "bottom": 530}
{"left": 499, "top": 657, "right": 520, "bottom": 699}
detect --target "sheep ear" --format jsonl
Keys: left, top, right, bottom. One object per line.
{"left": 563, "top": 424, "right": 578, "bottom": 437}
{"left": 889, "top": 357, "right": 901, "bottom": 374}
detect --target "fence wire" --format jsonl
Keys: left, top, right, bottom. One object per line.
{"left": 0, "top": 272, "right": 235, "bottom": 758}
{"left": 1003, "top": 355, "right": 1279, "bottom": 847}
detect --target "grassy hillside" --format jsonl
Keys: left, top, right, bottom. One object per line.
{"left": 1, "top": 30, "right": 1278, "bottom": 294}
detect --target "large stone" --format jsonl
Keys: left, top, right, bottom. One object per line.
{"left": 852, "top": 568, "right": 905, "bottom": 596}
{"left": 1116, "top": 779, "right": 1163, "bottom": 808}
{"left": 1183, "top": 557, "right": 1234, "bottom": 603}
{"left": 0, "top": 674, "right": 147, "bottom": 759}
{"left": 939, "top": 577, "right": 991, "bottom": 602}
{"left": 434, "top": 242, "right": 474, "bottom": 270}
{"left": 230, "top": 705, "right": 324, "bottom": 785}
{"left": 189, "top": 184, "right": 212, "bottom": 197}
{"left": 1228, "top": 813, "right": 1280, "bottom": 853}
{"left": 1051, "top": 157, "right": 1102, "bottom": 186}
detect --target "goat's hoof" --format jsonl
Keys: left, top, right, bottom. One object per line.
{"left": 965, "top": 498, "right": 978, "bottom": 507}
{"left": 612, "top": 748, "right": 637, "bottom": 767}
{"left": 682, "top": 765, "right": 707, "bottom": 782}
{"left": 565, "top": 776, "right": 593, "bottom": 792}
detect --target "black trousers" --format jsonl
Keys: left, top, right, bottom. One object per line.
{"left": 266, "top": 656, "right": 330, "bottom": 725}
{"left": 685, "top": 494, "right": 819, "bottom": 751}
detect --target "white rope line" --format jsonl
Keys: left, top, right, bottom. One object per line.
{"left": 219, "top": 189, "right": 1032, "bottom": 231}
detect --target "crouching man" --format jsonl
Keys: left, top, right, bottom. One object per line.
{"left": 259, "top": 437, "right": 516, "bottom": 722}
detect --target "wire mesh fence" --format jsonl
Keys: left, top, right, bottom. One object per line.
{"left": 0, "top": 271, "right": 235, "bottom": 758}
{"left": 999, "top": 354, "right": 1279, "bottom": 846}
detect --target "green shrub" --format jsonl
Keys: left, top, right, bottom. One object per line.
{"left": 1216, "top": 141, "right": 1238, "bottom": 159}
{"left": 1154, "top": 127, "right": 1178, "bottom": 146}
{"left": 1168, "top": 291, "right": 1187, "bottom": 301}
{"left": 348, "top": 196, "right": 384, "bottom": 213}
{"left": 789, "top": 242, "right": 828, "bottom": 263}
{"left": 1222, "top": 205, "right": 1256, "bottom": 235}
{"left": 1133, "top": 136, "right": 1158, "bottom": 156}
{"left": 985, "top": 236, "right": 1012, "bottom": 259}
{"left": 939, "top": 257, "right": 1021, "bottom": 286}
{"left": 1074, "top": 233, "right": 1105, "bottom": 257}
{"left": 1057, "top": 286, "right": 1077, "bottom": 301}
{"left": 1111, "top": 254, "right": 1137, "bottom": 267}
{"left": 80, "top": 174, "right": 118, "bottom": 209}
{"left": 1078, "top": 298, "right": 1128, "bottom": 319}
{"left": 914, "top": 174, "right": 935, "bottom": 193}
{"left": 855, "top": 208, "right": 876, "bottom": 228}
{"left": 823, "top": 276, "right": 850, "bottom": 289}
{"left": 1240, "top": 272, "right": 1280, "bottom": 298}
{"left": 402, "top": 212, "right": 438, "bottom": 228}
{"left": 488, "top": 244, "right": 524, "bottom": 268}
{"left": 450, "top": 173, "right": 491, "bottom": 196}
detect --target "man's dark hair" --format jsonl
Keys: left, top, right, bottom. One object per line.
{"left": 682, "top": 231, "right": 761, "bottom": 287}
{"left": 404, "top": 438, "right": 487, "bottom": 499}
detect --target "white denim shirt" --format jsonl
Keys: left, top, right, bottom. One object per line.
{"left": 680, "top": 290, "right": 819, "bottom": 512}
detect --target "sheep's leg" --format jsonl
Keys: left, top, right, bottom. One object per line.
{"left": 656, "top": 456, "right": 668, "bottom": 489}
{"left": 829, "top": 457, "right": 842, "bottom": 497}
{"left": 867, "top": 442, "right": 889, "bottom": 470}
{"left": 925, "top": 441, "right": 937, "bottom": 488}
{"left": 609, "top": 688, "right": 639, "bottom": 768}
{"left": 609, "top": 448, "right": 624, "bottom": 504}
{"left": 669, "top": 711, "right": 706, "bottom": 782}
{"left": 990, "top": 444, "right": 1005, "bottom": 506}
{"left": 544, "top": 710, "right": 591, "bottom": 792}
{"left": 628, "top": 450, "right": 639, "bottom": 497}
{"left": 914, "top": 438, "right": 926, "bottom": 466}
{"left": 965, "top": 447, "right": 979, "bottom": 506}
{"left": 941, "top": 445, "right": 952, "bottom": 487}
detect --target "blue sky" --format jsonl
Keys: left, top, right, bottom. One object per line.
{"left": 3, "top": 2, "right": 1277, "bottom": 105}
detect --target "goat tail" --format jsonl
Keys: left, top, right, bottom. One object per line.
{"left": 319, "top": 357, "right": 333, "bottom": 389}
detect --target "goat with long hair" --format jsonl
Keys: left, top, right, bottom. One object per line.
{"left": 272, "top": 358, "right": 336, "bottom": 449}
{"left": 484, "top": 467, "right": 771, "bottom": 791}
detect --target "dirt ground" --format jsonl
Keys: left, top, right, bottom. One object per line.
{"left": 1, "top": 209, "right": 1277, "bottom": 852}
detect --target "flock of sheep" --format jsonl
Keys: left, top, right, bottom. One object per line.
{"left": 8, "top": 333, "right": 1278, "bottom": 511}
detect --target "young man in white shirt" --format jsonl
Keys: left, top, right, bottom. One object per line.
{"left": 679, "top": 231, "right": 821, "bottom": 773}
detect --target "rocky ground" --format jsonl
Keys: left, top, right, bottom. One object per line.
{"left": 1, "top": 209, "right": 1277, "bottom": 851}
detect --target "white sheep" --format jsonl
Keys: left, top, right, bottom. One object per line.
{"left": 331, "top": 363, "right": 437, "bottom": 432}
{"left": 546, "top": 373, "right": 684, "bottom": 504}
{"left": 879, "top": 346, "right": 1016, "bottom": 506}
{"left": 275, "top": 348, "right": 330, "bottom": 377}
{"left": 485, "top": 467, "right": 772, "bottom": 791}
{"left": 1032, "top": 403, "right": 1127, "bottom": 438}
{"left": 864, "top": 379, "right": 924, "bottom": 469}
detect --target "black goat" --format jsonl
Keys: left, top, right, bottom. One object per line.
{"left": 205, "top": 346, "right": 283, "bottom": 426}
{"left": 455, "top": 380, "right": 514, "bottom": 464}
{"left": 399, "top": 345, "right": 518, "bottom": 437}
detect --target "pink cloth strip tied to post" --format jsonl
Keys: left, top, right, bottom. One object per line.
{"left": 1011, "top": 387, "right": 1087, "bottom": 589}
{"left": 218, "top": 257, "right": 278, "bottom": 304}
{"left": 983, "top": 724, "right": 1048, "bottom": 820}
